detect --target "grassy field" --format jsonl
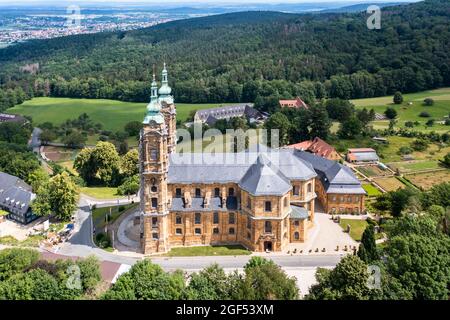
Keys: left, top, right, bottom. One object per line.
{"left": 7, "top": 97, "right": 226, "bottom": 131}
{"left": 92, "top": 203, "right": 138, "bottom": 232}
{"left": 80, "top": 187, "right": 121, "bottom": 199}
{"left": 362, "top": 183, "right": 382, "bottom": 197}
{"left": 351, "top": 88, "right": 450, "bottom": 133}
{"left": 388, "top": 160, "right": 441, "bottom": 173}
{"left": 404, "top": 170, "right": 450, "bottom": 190}
{"left": 165, "top": 245, "right": 251, "bottom": 257}
{"left": 373, "top": 177, "right": 406, "bottom": 192}
{"left": 339, "top": 219, "right": 368, "bottom": 242}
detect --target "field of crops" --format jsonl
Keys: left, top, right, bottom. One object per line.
{"left": 405, "top": 170, "right": 450, "bottom": 190}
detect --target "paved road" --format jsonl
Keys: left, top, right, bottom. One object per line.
{"left": 67, "top": 197, "right": 95, "bottom": 247}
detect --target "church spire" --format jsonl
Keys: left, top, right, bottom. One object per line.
{"left": 151, "top": 66, "right": 158, "bottom": 101}
{"left": 158, "top": 62, "right": 172, "bottom": 101}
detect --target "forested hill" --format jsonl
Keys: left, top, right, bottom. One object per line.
{"left": 0, "top": 0, "right": 449, "bottom": 110}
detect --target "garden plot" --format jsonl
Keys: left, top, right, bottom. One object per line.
{"left": 405, "top": 170, "right": 450, "bottom": 190}
{"left": 373, "top": 177, "right": 406, "bottom": 192}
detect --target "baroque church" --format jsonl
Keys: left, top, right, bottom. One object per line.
{"left": 139, "top": 64, "right": 366, "bottom": 254}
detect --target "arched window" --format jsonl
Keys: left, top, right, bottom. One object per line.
{"left": 294, "top": 232, "right": 300, "bottom": 240}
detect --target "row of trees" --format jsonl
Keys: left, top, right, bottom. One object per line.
{"left": 103, "top": 256, "right": 298, "bottom": 300}
{"left": 307, "top": 182, "right": 450, "bottom": 300}
{"left": 0, "top": 1, "right": 449, "bottom": 106}
{"left": 0, "top": 248, "right": 101, "bottom": 300}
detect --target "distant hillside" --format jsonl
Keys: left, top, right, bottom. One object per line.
{"left": 321, "top": 2, "right": 411, "bottom": 12}
{"left": 0, "top": 0, "right": 449, "bottom": 110}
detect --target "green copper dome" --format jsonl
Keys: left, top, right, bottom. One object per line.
{"left": 158, "top": 63, "right": 172, "bottom": 96}
{"left": 143, "top": 72, "right": 164, "bottom": 125}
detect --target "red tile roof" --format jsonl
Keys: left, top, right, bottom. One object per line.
{"left": 279, "top": 97, "right": 309, "bottom": 109}
{"left": 286, "top": 137, "right": 338, "bottom": 159}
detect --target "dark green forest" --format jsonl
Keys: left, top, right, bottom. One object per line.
{"left": 0, "top": 0, "right": 449, "bottom": 112}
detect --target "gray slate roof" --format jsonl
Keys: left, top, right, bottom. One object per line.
{"left": 290, "top": 205, "right": 309, "bottom": 219}
{"left": 0, "top": 172, "right": 35, "bottom": 215}
{"left": 168, "top": 150, "right": 317, "bottom": 186}
{"left": 195, "top": 104, "right": 261, "bottom": 123}
{"left": 294, "top": 151, "right": 366, "bottom": 195}
{"left": 239, "top": 154, "right": 292, "bottom": 196}
{"left": 168, "top": 148, "right": 364, "bottom": 195}
{"left": 351, "top": 151, "right": 379, "bottom": 162}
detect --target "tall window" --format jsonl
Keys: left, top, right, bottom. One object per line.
{"left": 307, "top": 183, "right": 312, "bottom": 193}
{"left": 247, "top": 196, "right": 251, "bottom": 209}
{"left": 294, "top": 232, "right": 299, "bottom": 240}
{"left": 195, "top": 188, "right": 201, "bottom": 198}
{"left": 195, "top": 212, "right": 201, "bottom": 224}
{"left": 150, "top": 149, "right": 158, "bottom": 160}
{"left": 228, "top": 188, "right": 234, "bottom": 196}
{"left": 175, "top": 215, "right": 182, "bottom": 224}
{"left": 228, "top": 212, "right": 235, "bottom": 224}
{"left": 213, "top": 212, "right": 219, "bottom": 224}
{"left": 152, "top": 217, "right": 158, "bottom": 227}
{"left": 175, "top": 188, "right": 182, "bottom": 198}
{"left": 284, "top": 197, "right": 288, "bottom": 207}
{"left": 265, "top": 201, "right": 272, "bottom": 212}
{"left": 214, "top": 188, "right": 220, "bottom": 197}
{"left": 247, "top": 216, "right": 251, "bottom": 229}
{"left": 151, "top": 198, "right": 158, "bottom": 208}
{"left": 265, "top": 221, "right": 272, "bottom": 233}
{"left": 293, "top": 185, "right": 299, "bottom": 196}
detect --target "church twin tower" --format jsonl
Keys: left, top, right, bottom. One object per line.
{"left": 139, "top": 64, "right": 176, "bottom": 254}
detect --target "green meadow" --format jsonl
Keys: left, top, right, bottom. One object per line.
{"left": 7, "top": 97, "right": 226, "bottom": 131}
{"left": 351, "top": 88, "right": 450, "bottom": 133}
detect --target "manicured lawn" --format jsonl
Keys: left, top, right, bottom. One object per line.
{"left": 362, "top": 184, "right": 382, "bottom": 197}
{"left": 351, "top": 87, "right": 450, "bottom": 133}
{"left": 7, "top": 97, "right": 226, "bottom": 131}
{"left": 92, "top": 203, "right": 138, "bottom": 232}
{"left": 80, "top": 187, "right": 120, "bottom": 199}
{"left": 339, "top": 219, "right": 368, "bottom": 242}
{"left": 165, "top": 245, "right": 251, "bottom": 257}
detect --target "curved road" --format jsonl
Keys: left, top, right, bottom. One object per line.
{"left": 57, "top": 197, "right": 343, "bottom": 270}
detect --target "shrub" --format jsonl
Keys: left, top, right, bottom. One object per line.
{"left": 419, "top": 111, "right": 430, "bottom": 118}
{"left": 398, "top": 146, "right": 413, "bottom": 155}
{"left": 411, "top": 139, "right": 429, "bottom": 151}
{"left": 384, "top": 107, "right": 397, "bottom": 119}
{"left": 95, "top": 233, "right": 111, "bottom": 248}
{"left": 393, "top": 91, "right": 403, "bottom": 104}
{"left": 423, "top": 98, "right": 434, "bottom": 106}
